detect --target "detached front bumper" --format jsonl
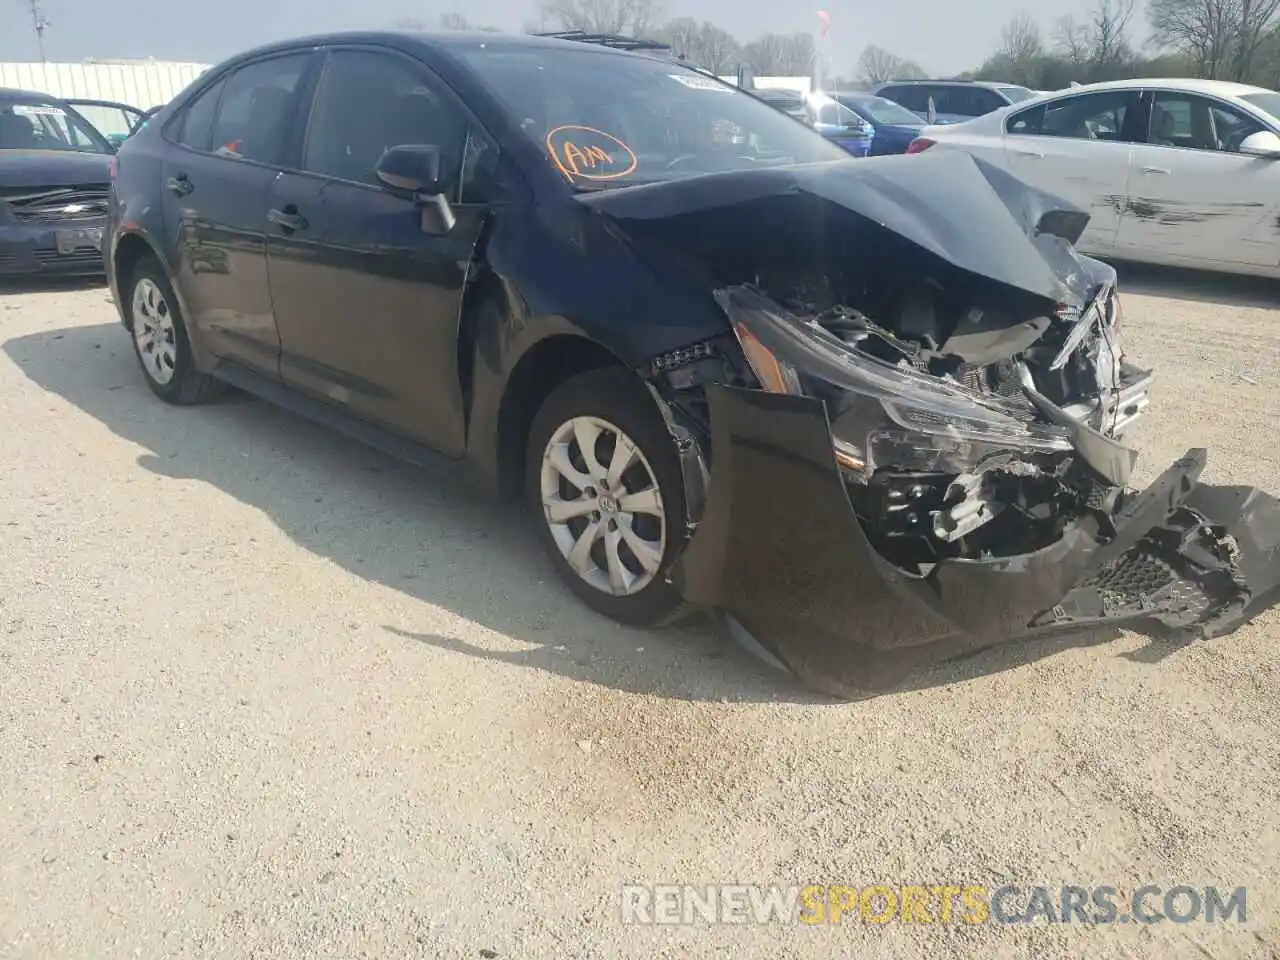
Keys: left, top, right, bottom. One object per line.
{"left": 0, "top": 220, "right": 107, "bottom": 277}
{"left": 671, "top": 384, "right": 1280, "bottom": 696}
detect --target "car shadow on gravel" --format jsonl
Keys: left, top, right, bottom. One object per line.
{"left": 4, "top": 322, "right": 1197, "bottom": 703}
{"left": 1111, "top": 261, "right": 1278, "bottom": 309}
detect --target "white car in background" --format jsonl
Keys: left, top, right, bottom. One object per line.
{"left": 907, "top": 78, "right": 1280, "bottom": 278}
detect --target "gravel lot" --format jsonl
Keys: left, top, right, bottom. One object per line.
{"left": 1, "top": 267, "right": 1277, "bottom": 960}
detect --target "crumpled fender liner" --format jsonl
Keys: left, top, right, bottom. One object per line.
{"left": 671, "top": 383, "right": 1280, "bottom": 697}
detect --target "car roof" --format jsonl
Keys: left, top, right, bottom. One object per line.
{"left": 1046, "top": 77, "right": 1274, "bottom": 97}
{"left": 877, "top": 79, "right": 1026, "bottom": 90}
{"left": 0, "top": 86, "right": 62, "bottom": 101}
{"left": 216, "top": 29, "right": 663, "bottom": 66}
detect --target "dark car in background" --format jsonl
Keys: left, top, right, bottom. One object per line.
{"left": 874, "top": 79, "right": 1037, "bottom": 124}
{"left": 1, "top": 88, "right": 114, "bottom": 278}
{"left": 833, "top": 92, "right": 926, "bottom": 155}
{"left": 752, "top": 88, "right": 873, "bottom": 156}
{"left": 63, "top": 98, "right": 148, "bottom": 147}
{"left": 104, "top": 31, "right": 1280, "bottom": 697}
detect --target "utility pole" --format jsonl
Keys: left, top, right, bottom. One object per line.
{"left": 24, "top": 0, "right": 49, "bottom": 62}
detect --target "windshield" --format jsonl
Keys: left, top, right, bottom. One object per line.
{"left": 452, "top": 43, "right": 849, "bottom": 188}
{"left": 1241, "top": 91, "right": 1280, "bottom": 122}
{"left": 997, "top": 86, "right": 1036, "bottom": 104}
{"left": 837, "top": 95, "right": 922, "bottom": 125}
{"left": 0, "top": 97, "right": 111, "bottom": 153}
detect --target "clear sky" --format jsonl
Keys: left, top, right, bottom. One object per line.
{"left": 1, "top": 0, "right": 1115, "bottom": 78}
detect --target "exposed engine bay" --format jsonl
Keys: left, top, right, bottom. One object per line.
{"left": 584, "top": 150, "right": 1278, "bottom": 693}
{"left": 740, "top": 267, "right": 1150, "bottom": 572}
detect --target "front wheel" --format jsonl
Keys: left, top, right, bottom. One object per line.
{"left": 526, "top": 368, "right": 691, "bottom": 627}
{"left": 126, "top": 256, "right": 223, "bottom": 405}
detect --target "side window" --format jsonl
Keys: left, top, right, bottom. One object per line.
{"left": 208, "top": 54, "right": 310, "bottom": 165}
{"left": 1006, "top": 103, "right": 1044, "bottom": 135}
{"left": 1150, "top": 91, "right": 1264, "bottom": 152}
{"left": 302, "top": 49, "right": 472, "bottom": 195}
{"left": 175, "top": 79, "right": 224, "bottom": 151}
{"left": 1209, "top": 101, "right": 1265, "bottom": 152}
{"left": 1012, "top": 90, "right": 1143, "bottom": 141}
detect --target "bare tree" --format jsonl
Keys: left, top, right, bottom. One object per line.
{"left": 1053, "top": 0, "right": 1135, "bottom": 76}
{"left": 653, "top": 18, "right": 741, "bottom": 73}
{"left": 1149, "top": 0, "right": 1241, "bottom": 76}
{"left": 696, "top": 22, "right": 742, "bottom": 74}
{"left": 741, "top": 33, "right": 791, "bottom": 74}
{"left": 538, "top": 0, "right": 666, "bottom": 37}
{"left": 1000, "top": 11, "right": 1045, "bottom": 63}
{"left": 1053, "top": 15, "right": 1092, "bottom": 66}
{"left": 656, "top": 16, "right": 700, "bottom": 57}
{"left": 778, "top": 33, "right": 817, "bottom": 75}
{"left": 1091, "top": 0, "right": 1137, "bottom": 66}
{"left": 436, "top": 12, "right": 502, "bottom": 31}
{"left": 856, "top": 45, "right": 926, "bottom": 84}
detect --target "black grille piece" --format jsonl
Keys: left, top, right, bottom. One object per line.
{"left": 5, "top": 185, "right": 109, "bottom": 224}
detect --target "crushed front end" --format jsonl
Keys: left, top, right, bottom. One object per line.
{"left": 599, "top": 154, "right": 1280, "bottom": 696}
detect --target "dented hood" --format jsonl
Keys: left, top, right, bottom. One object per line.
{"left": 576, "top": 150, "right": 1095, "bottom": 307}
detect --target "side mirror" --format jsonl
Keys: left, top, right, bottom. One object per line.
{"left": 375, "top": 144, "right": 456, "bottom": 234}
{"left": 1239, "top": 130, "right": 1280, "bottom": 158}
{"left": 736, "top": 62, "right": 756, "bottom": 92}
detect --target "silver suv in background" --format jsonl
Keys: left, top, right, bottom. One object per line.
{"left": 874, "top": 79, "right": 1037, "bottom": 124}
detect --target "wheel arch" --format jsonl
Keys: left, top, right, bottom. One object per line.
{"left": 494, "top": 332, "right": 634, "bottom": 500}
{"left": 112, "top": 231, "right": 169, "bottom": 330}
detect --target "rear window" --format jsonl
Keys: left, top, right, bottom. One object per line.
{"left": 879, "top": 85, "right": 931, "bottom": 113}
{"left": 997, "top": 86, "right": 1036, "bottom": 104}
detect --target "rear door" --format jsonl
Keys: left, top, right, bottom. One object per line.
{"left": 1116, "top": 89, "right": 1280, "bottom": 267}
{"left": 1001, "top": 88, "right": 1147, "bottom": 251}
{"left": 265, "top": 44, "right": 512, "bottom": 455}
{"left": 159, "top": 50, "right": 318, "bottom": 376}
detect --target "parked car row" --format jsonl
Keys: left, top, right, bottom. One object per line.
{"left": 91, "top": 29, "right": 1280, "bottom": 697}
{"left": 747, "top": 80, "right": 1038, "bottom": 157}
{"left": 907, "top": 77, "right": 1280, "bottom": 278}
{"left": 1, "top": 86, "right": 161, "bottom": 279}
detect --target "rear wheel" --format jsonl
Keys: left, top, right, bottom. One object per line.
{"left": 526, "top": 368, "right": 691, "bottom": 626}
{"left": 126, "top": 256, "right": 223, "bottom": 405}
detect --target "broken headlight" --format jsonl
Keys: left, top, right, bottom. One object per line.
{"left": 720, "top": 285, "right": 1073, "bottom": 480}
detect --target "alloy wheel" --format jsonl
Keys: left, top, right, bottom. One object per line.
{"left": 131, "top": 277, "right": 177, "bottom": 385}
{"left": 539, "top": 415, "right": 667, "bottom": 597}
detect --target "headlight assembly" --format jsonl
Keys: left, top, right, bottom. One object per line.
{"left": 721, "top": 285, "right": 1073, "bottom": 480}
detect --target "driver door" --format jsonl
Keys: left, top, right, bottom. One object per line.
{"left": 1115, "top": 90, "right": 1280, "bottom": 268}
{"left": 265, "top": 45, "right": 502, "bottom": 457}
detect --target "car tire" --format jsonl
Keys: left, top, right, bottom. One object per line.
{"left": 125, "top": 256, "right": 223, "bottom": 405}
{"left": 526, "top": 367, "right": 692, "bottom": 627}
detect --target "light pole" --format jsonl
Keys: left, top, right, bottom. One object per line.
{"left": 25, "top": 0, "right": 49, "bottom": 62}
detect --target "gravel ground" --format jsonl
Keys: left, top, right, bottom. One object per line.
{"left": 1, "top": 266, "right": 1277, "bottom": 960}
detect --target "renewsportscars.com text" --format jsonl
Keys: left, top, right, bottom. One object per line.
{"left": 620, "top": 884, "right": 1248, "bottom": 926}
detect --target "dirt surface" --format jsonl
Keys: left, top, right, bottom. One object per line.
{"left": 1, "top": 267, "right": 1277, "bottom": 960}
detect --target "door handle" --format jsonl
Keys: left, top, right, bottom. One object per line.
{"left": 268, "top": 206, "right": 308, "bottom": 232}
{"left": 1015, "top": 149, "right": 1045, "bottom": 159}
{"left": 166, "top": 174, "right": 193, "bottom": 196}
{"left": 1141, "top": 166, "right": 1171, "bottom": 175}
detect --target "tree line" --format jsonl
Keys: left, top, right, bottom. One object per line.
{"left": 963, "top": 0, "right": 1280, "bottom": 89}
{"left": 398, "top": 0, "right": 1280, "bottom": 90}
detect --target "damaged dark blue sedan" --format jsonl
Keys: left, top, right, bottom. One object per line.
{"left": 104, "top": 30, "right": 1280, "bottom": 698}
